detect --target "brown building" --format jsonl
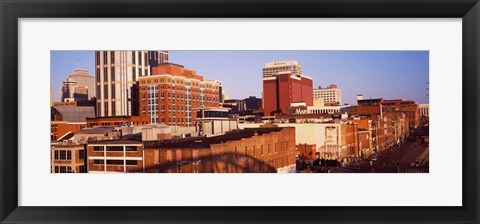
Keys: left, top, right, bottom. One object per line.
{"left": 357, "top": 130, "right": 372, "bottom": 159}
{"left": 51, "top": 143, "right": 87, "bottom": 173}
{"left": 138, "top": 63, "right": 221, "bottom": 127}
{"left": 296, "top": 144, "right": 316, "bottom": 160}
{"left": 382, "top": 99, "right": 420, "bottom": 128}
{"left": 86, "top": 140, "right": 144, "bottom": 173}
{"left": 143, "top": 127, "right": 296, "bottom": 173}
{"left": 86, "top": 116, "right": 150, "bottom": 127}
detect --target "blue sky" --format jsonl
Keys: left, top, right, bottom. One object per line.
{"left": 51, "top": 50, "right": 429, "bottom": 104}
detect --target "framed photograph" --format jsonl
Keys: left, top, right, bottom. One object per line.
{"left": 1, "top": 0, "right": 479, "bottom": 223}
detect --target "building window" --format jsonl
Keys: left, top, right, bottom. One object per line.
{"left": 79, "top": 165, "right": 86, "bottom": 173}
{"left": 106, "top": 146, "right": 123, "bottom": 151}
{"left": 111, "top": 67, "right": 115, "bottom": 81}
{"left": 79, "top": 150, "right": 84, "bottom": 159}
{"left": 103, "top": 51, "right": 107, "bottom": 64}
{"left": 106, "top": 160, "right": 124, "bottom": 165}
{"left": 126, "top": 160, "right": 137, "bottom": 166}
{"left": 93, "top": 160, "right": 104, "bottom": 165}
{"left": 125, "top": 146, "right": 137, "bottom": 152}
{"left": 93, "top": 146, "right": 104, "bottom": 151}
{"left": 96, "top": 52, "right": 100, "bottom": 65}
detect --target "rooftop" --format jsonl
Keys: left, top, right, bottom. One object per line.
{"left": 144, "top": 127, "right": 285, "bottom": 149}
{"left": 52, "top": 106, "right": 95, "bottom": 122}
{"left": 264, "top": 60, "right": 299, "bottom": 67}
{"left": 75, "top": 127, "right": 116, "bottom": 134}
{"left": 88, "top": 139, "right": 143, "bottom": 145}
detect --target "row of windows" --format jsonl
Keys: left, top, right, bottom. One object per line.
{"left": 141, "top": 85, "right": 218, "bottom": 94}
{"left": 140, "top": 80, "right": 219, "bottom": 90}
{"left": 93, "top": 160, "right": 138, "bottom": 166}
{"left": 54, "top": 150, "right": 72, "bottom": 160}
{"left": 142, "top": 93, "right": 218, "bottom": 102}
{"left": 93, "top": 146, "right": 138, "bottom": 152}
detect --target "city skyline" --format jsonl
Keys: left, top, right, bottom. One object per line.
{"left": 51, "top": 50, "right": 429, "bottom": 105}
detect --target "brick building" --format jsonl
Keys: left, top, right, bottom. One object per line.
{"left": 51, "top": 143, "right": 87, "bottom": 173}
{"left": 86, "top": 140, "right": 144, "bottom": 173}
{"left": 382, "top": 99, "right": 420, "bottom": 128}
{"left": 263, "top": 71, "right": 313, "bottom": 116}
{"left": 138, "top": 63, "right": 221, "bottom": 127}
{"left": 143, "top": 127, "right": 296, "bottom": 173}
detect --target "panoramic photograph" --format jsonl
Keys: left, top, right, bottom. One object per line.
{"left": 50, "top": 50, "right": 429, "bottom": 173}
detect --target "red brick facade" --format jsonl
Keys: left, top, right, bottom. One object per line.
{"left": 143, "top": 127, "right": 296, "bottom": 173}
{"left": 263, "top": 72, "right": 313, "bottom": 116}
{"left": 86, "top": 141, "right": 144, "bottom": 173}
{"left": 138, "top": 63, "right": 220, "bottom": 127}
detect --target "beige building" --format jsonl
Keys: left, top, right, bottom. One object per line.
{"left": 262, "top": 60, "right": 302, "bottom": 78}
{"left": 419, "top": 103, "right": 429, "bottom": 117}
{"left": 68, "top": 69, "right": 95, "bottom": 100}
{"left": 313, "top": 84, "right": 342, "bottom": 105}
{"left": 96, "top": 51, "right": 151, "bottom": 117}
{"left": 51, "top": 143, "right": 86, "bottom": 173}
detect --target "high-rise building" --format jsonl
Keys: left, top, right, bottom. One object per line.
{"left": 262, "top": 60, "right": 302, "bottom": 78}
{"left": 95, "top": 51, "right": 152, "bottom": 117}
{"left": 263, "top": 64, "right": 313, "bottom": 116}
{"left": 147, "top": 51, "right": 169, "bottom": 73}
{"left": 313, "top": 84, "right": 342, "bottom": 106}
{"left": 138, "top": 63, "right": 221, "bottom": 127}
{"left": 68, "top": 69, "right": 95, "bottom": 100}
{"left": 60, "top": 77, "right": 88, "bottom": 102}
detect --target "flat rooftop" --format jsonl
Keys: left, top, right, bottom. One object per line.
{"left": 144, "top": 127, "right": 285, "bottom": 149}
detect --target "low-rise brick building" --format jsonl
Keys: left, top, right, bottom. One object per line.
{"left": 143, "top": 127, "right": 296, "bottom": 173}
{"left": 86, "top": 140, "right": 144, "bottom": 173}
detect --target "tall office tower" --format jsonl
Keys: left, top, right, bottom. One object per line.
{"left": 263, "top": 67, "right": 313, "bottom": 116}
{"left": 313, "top": 84, "right": 342, "bottom": 106}
{"left": 138, "top": 63, "right": 221, "bottom": 127}
{"left": 95, "top": 51, "right": 150, "bottom": 117}
{"left": 262, "top": 60, "right": 302, "bottom": 78}
{"left": 68, "top": 69, "right": 95, "bottom": 100}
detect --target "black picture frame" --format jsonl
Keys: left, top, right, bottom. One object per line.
{"left": 1, "top": 0, "right": 479, "bottom": 223}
